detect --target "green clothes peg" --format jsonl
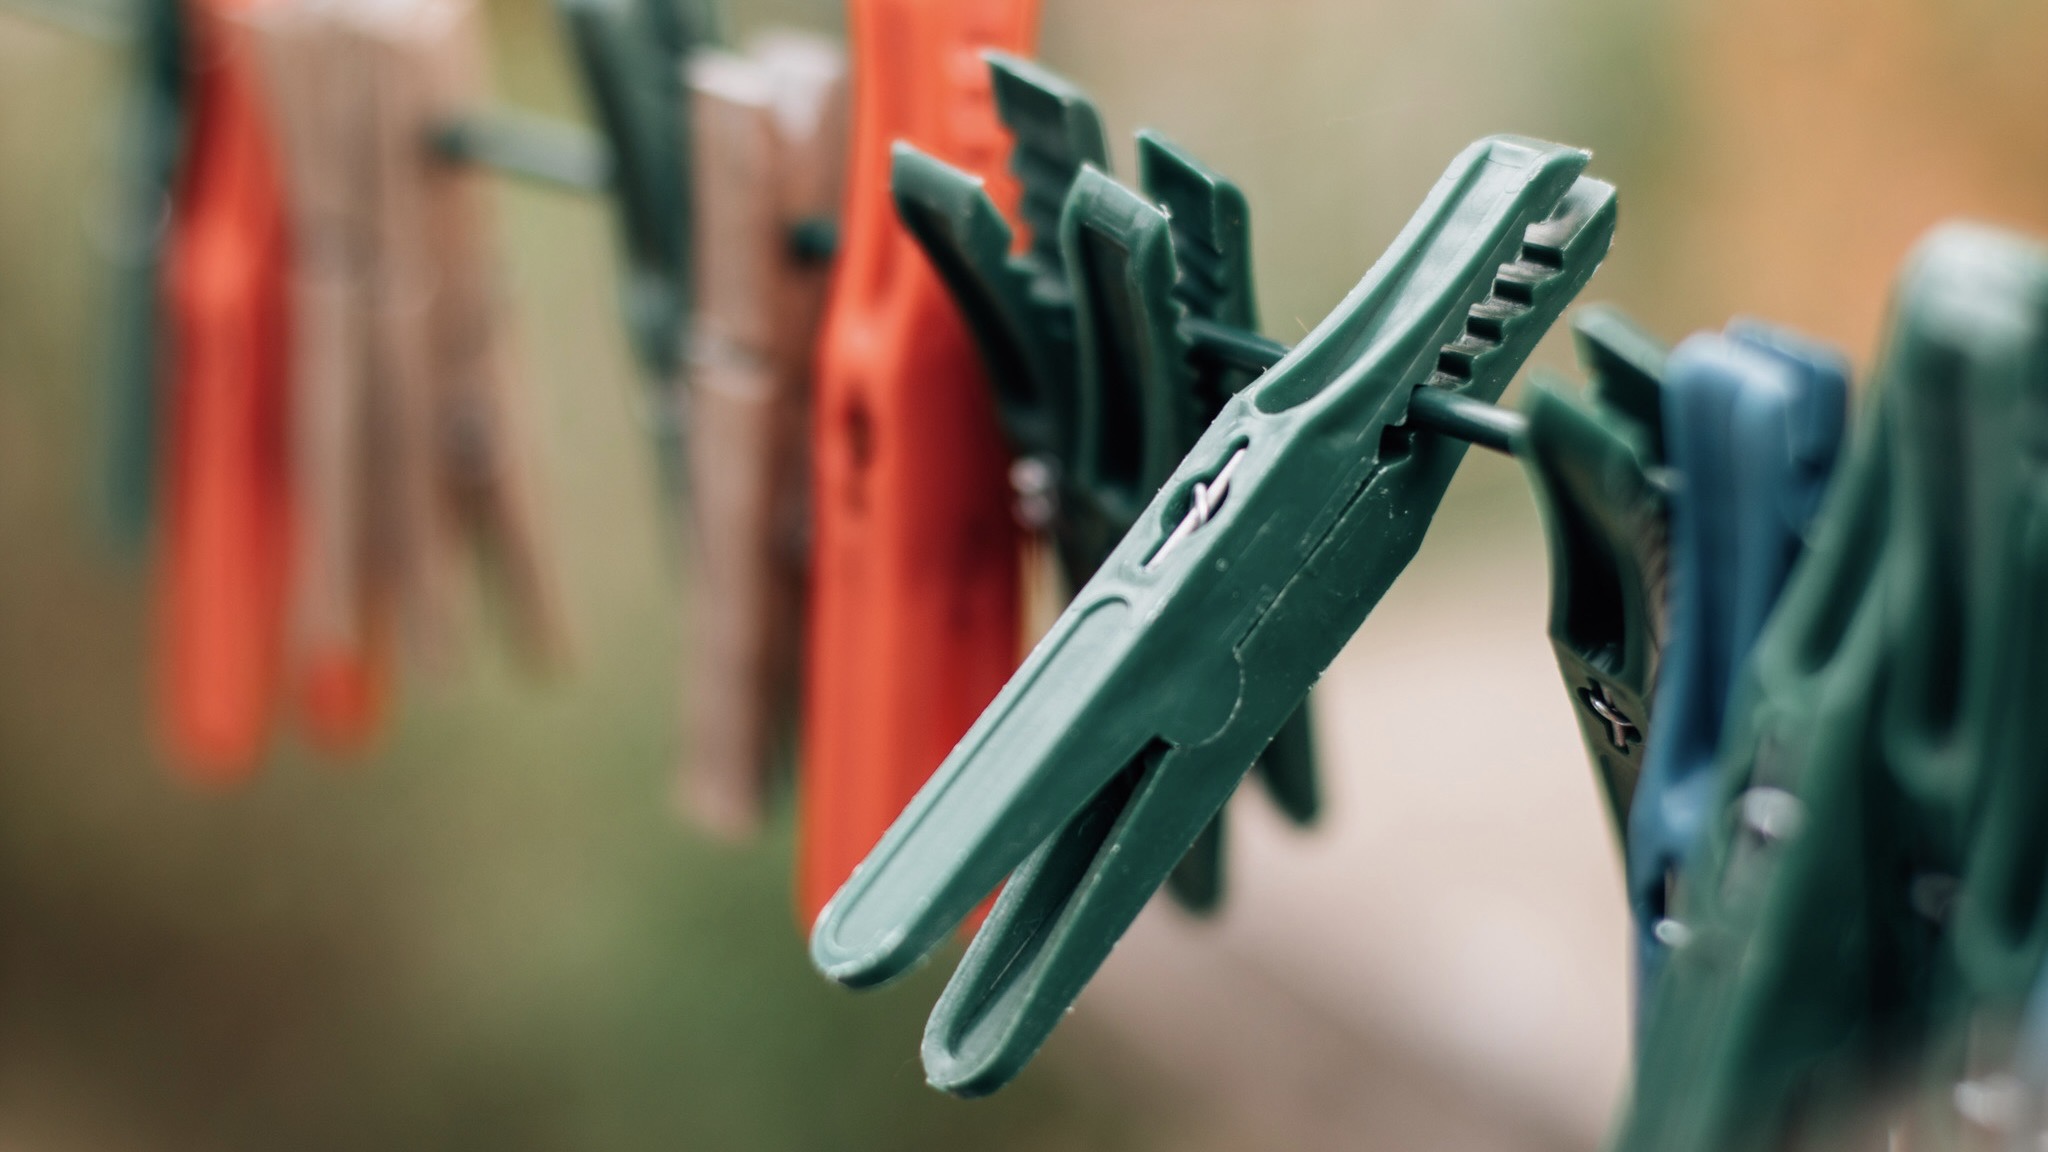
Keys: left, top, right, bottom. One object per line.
{"left": 1517, "top": 306, "right": 1670, "bottom": 842}
{"left": 816, "top": 134, "right": 1616, "bottom": 1096}
{"left": 1060, "top": 140, "right": 1321, "bottom": 906}
{"left": 1908, "top": 234, "right": 2048, "bottom": 1142}
{"left": 889, "top": 53, "right": 1105, "bottom": 480}
{"left": 104, "top": 0, "right": 187, "bottom": 544}
{"left": 555, "top": 0, "right": 704, "bottom": 495}
{"left": 892, "top": 55, "right": 1316, "bottom": 912}
{"left": 1617, "top": 223, "right": 2048, "bottom": 1152}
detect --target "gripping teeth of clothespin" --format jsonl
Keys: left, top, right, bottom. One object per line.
{"left": 984, "top": 53, "right": 1109, "bottom": 278}
{"left": 1425, "top": 179, "right": 1613, "bottom": 392}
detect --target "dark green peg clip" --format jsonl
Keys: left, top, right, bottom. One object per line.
{"left": 820, "top": 133, "right": 1616, "bottom": 1097}
{"left": 550, "top": 0, "right": 708, "bottom": 496}
{"left": 446, "top": 0, "right": 726, "bottom": 501}
{"left": 1517, "top": 306, "right": 1671, "bottom": 841}
{"left": 892, "top": 54, "right": 1317, "bottom": 913}
{"left": 102, "top": 0, "right": 187, "bottom": 545}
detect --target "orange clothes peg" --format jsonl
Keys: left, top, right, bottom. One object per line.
{"left": 798, "top": 0, "right": 1038, "bottom": 924}
{"left": 155, "top": 0, "right": 296, "bottom": 783}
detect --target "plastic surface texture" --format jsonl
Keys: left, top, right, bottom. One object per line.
{"left": 814, "top": 134, "right": 1617, "bottom": 1096}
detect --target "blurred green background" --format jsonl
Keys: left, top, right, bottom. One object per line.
{"left": 4, "top": 0, "right": 2048, "bottom": 1149}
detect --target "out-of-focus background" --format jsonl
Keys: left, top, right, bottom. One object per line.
{"left": 3, "top": 1, "right": 2048, "bottom": 1149}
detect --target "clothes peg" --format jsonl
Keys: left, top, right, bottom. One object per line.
{"left": 411, "top": 0, "right": 571, "bottom": 674}
{"left": 680, "top": 32, "right": 846, "bottom": 837}
{"left": 1516, "top": 306, "right": 1670, "bottom": 847}
{"left": 1911, "top": 239, "right": 2048, "bottom": 1143}
{"left": 1618, "top": 223, "right": 2048, "bottom": 1152}
{"left": 890, "top": 55, "right": 1321, "bottom": 912}
{"left": 554, "top": 0, "right": 703, "bottom": 496}
{"left": 155, "top": 0, "right": 294, "bottom": 782}
{"left": 1623, "top": 321, "right": 1847, "bottom": 1022}
{"left": 347, "top": 0, "right": 568, "bottom": 676}
{"left": 104, "top": 0, "right": 187, "bottom": 545}
{"left": 244, "top": 0, "right": 390, "bottom": 748}
{"left": 813, "top": 135, "right": 1617, "bottom": 1096}
{"left": 884, "top": 53, "right": 1104, "bottom": 494}
{"left": 797, "top": 0, "right": 1038, "bottom": 925}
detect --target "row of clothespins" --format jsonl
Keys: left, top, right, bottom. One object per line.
{"left": 89, "top": 0, "right": 841, "bottom": 785}
{"left": 790, "top": 11, "right": 2048, "bottom": 1151}
{"left": 67, "top": 0, "right": 2048, "bottom": 1143}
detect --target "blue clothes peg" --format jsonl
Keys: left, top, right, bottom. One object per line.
{"left": 1623, "top": 323, "right": 1848, "bottom": 1022}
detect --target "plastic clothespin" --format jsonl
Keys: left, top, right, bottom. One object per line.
{"left": 1622, "top": 320, "right": 1847, "bottom": 1024}
{"left": 552, "top": 0, "right": 706, "bottom": 496}
{"left": 244, "top": 0, "right": 392, "bottom": 749}
{"left": 1617, "top": 224, "right": 2048, "bottom": 1152}
{"left": 104, "top": 0, "right": 187, "bottom": 545}
{"left": 890, "top": 56, "right": 1320, "bottom": 912}
{"left": 347, "top": 0, "right": 569, "bottom": 678}
{"left": 155, "top": 0, "right": 295, "bottom": 783}
{"left": 813, "top": 135, "right": 1617, "bottom": 1096}
{"left": 679, "top": 33, "right": 847, "bottom": 837}
{"left": 797, "top": 0, "right": 1039, "bottom": 926}
{"left": 1516, "top": 306, "right": 1671, "bottom": 847}
{"left": 1915, "top": 234, "right": 2048, "bottom": 1141}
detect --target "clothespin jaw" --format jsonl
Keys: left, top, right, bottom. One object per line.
{"left": 555, "top": 0, "right": 693, "bottom": 425}
{"left": 1516, "top": 307, "right": 1669, "bottom": 840}
{"left": 1619, "top": 224, "right": 2048, "bottom": 1152}
{"left": 887, "top": 53, "right": 1108, "bottom": 474}
{"left": 986, "top": 52, "right": 1111, "bottom": 291}
{"left": 814, "top": 135, "right": 1616, "bottom": 1096}
{"left": 890, "top": 144, "right": 1072, "bottom": 465}
{"left": 1622, "top": 321, "right": 1847, "bottom": 1019}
